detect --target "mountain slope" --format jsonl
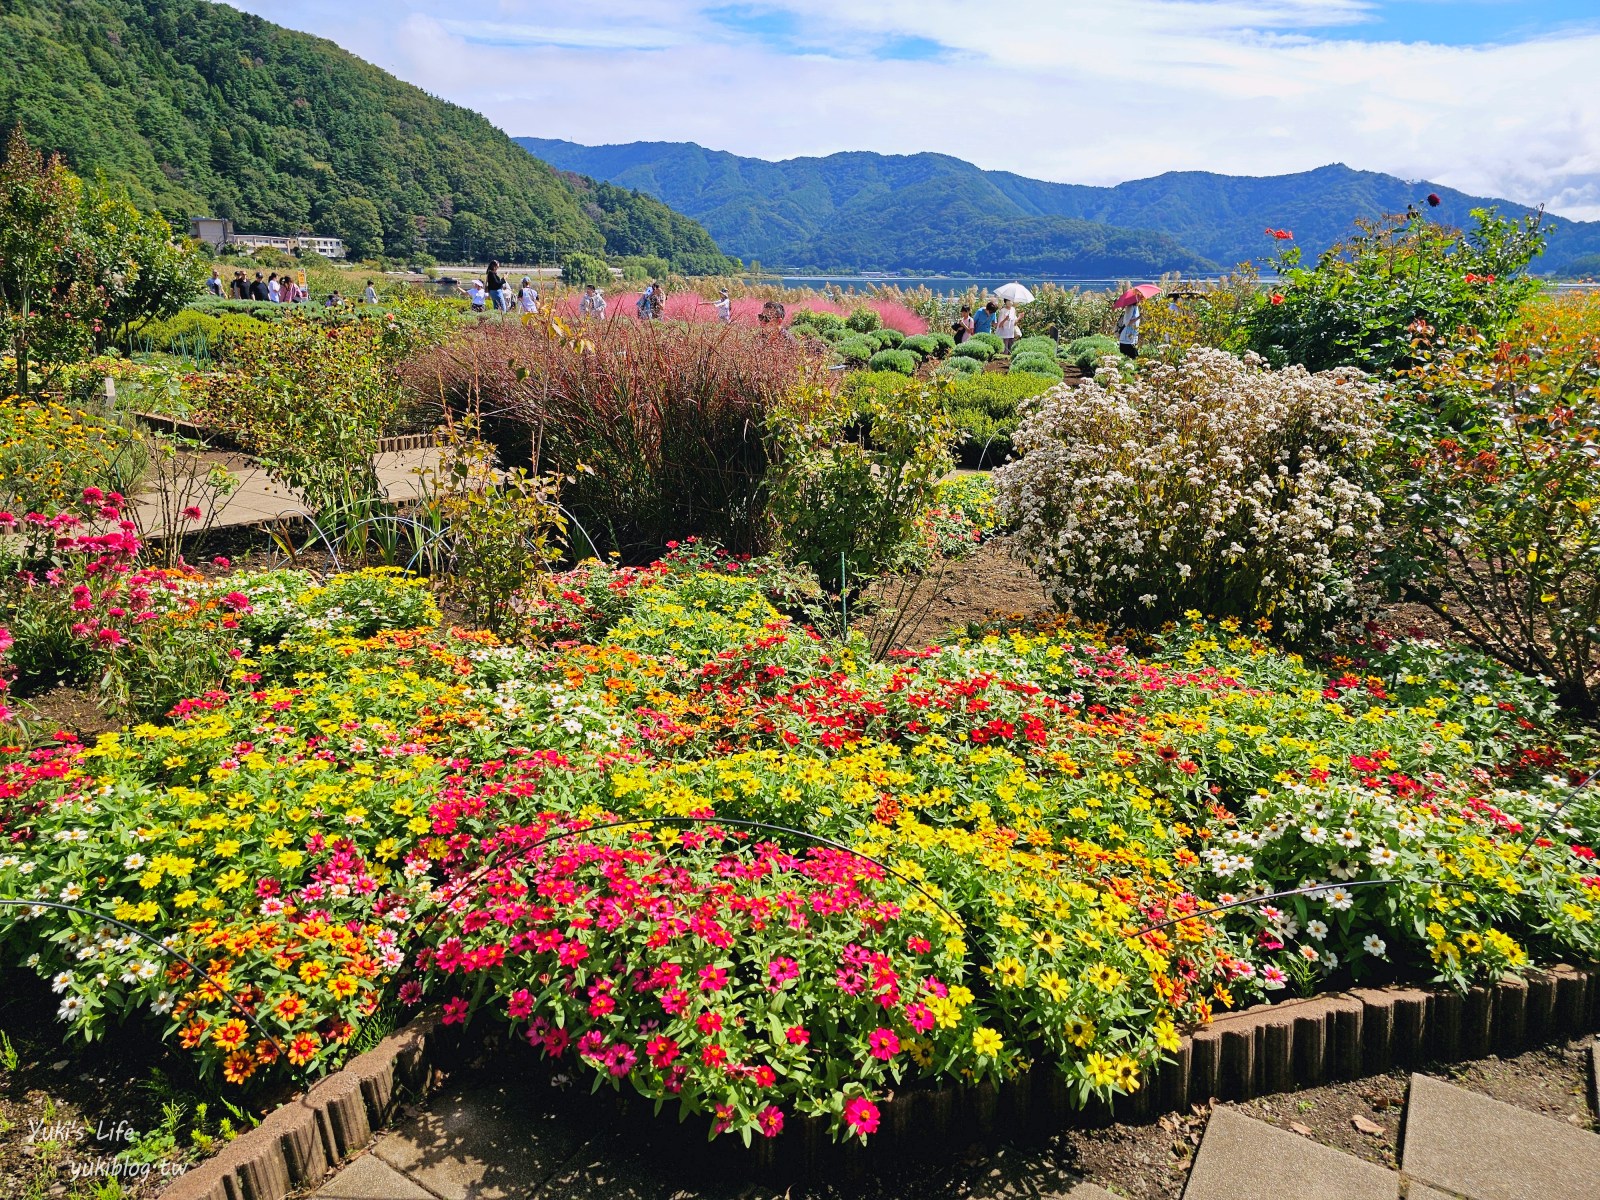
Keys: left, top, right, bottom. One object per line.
{"left": 0, "top": 0, "right": 736, "bottom": 272}
{"left": 519, "top": 138, "right": 1600, "bottom": 276}
{"left": 517, "top": 139, "right": 1216, "bottom": 276}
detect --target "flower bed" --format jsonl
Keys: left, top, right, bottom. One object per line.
{"left": 1, "top": 555, "right": 1596, "bottom": 1147}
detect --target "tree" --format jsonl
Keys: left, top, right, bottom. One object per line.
{"left": 79, "top": 181, "right": 204, "bottom": 349}
{"left": 329, "top": 195, "right": 384, "bottom": 260}
{"left": 561, "top": 251, "right": 610, "bottom": 287}
{"left": 0, "top": 127, "right": 90, "bottom": 396}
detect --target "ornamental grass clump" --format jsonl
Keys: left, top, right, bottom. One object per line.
{"left": 996, "top": 348, "right": 1383, "bottom": 640}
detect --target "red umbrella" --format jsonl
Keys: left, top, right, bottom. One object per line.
{"left": 1115, "top": 283, "right": 1161, "bottom": 308}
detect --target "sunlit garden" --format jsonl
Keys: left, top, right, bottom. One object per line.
{"left": 2, "top": 125, "right": 1600, "bottom": 1189}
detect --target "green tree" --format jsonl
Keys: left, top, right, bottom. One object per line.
{"left": 329, "top": 195, "right": 385, "bottom": 260}
{"left": 0, "top": 127, "right": 90, "bottom": 396}
{"left": 79, "top": 181, "right": 204, "bottom": 349}
{"left": 561, "top": 251, "right": 610, "bottom": 287}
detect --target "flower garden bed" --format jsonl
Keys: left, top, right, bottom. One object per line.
{"left": 3, "top": 539, "right": 1598, "bottom": 1187}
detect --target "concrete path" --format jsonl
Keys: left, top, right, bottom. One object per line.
{"left": 1183, "top": 1069, "right": 1600, "bottom": 1200}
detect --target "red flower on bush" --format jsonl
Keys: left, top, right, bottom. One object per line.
{"left": 843, "top": 1096, "right": 880, "bottom": 1135}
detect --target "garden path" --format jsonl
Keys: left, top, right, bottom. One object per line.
{"left": 1183, "top": 1059, "right": 1600, "bottom": 1200}
{"left": 303, "top": 1047, "right": 1600, "bottom": 1200}
{"left": 129, "top": 446, "right": 441, "bottom": 533}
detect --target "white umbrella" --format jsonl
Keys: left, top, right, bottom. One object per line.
{"left": 994, "top": 281, "right": 1035, "bottom": 305}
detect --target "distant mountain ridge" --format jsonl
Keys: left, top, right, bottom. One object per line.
{"left": 0, "top": 0, "right": 736, "bottom": 272}
{"left": 517, "top": 138, "right": 1600, "bottom": 277}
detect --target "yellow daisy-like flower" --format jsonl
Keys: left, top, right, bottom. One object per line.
{"left": 1113, "top": 1057, "right": 1141, "bottom": 1092}
{"left": 972, "top": 1027, "right": 1004, "bottom": 1058}
{"left": 993, "top": 956, "right": 1027, "bottom": 987}
{"left": 1084, "top": 1052, "right": 1118, "bottom": 1087}
{"left": 1087, "top": 964, "right": 1124, "bottom": 992}
{"left": 1153, "top": 1019, "right": 1181, "bottom": 1053}
{"left": 1065, "top": 1016, "right": 1095, "bottom": 1048}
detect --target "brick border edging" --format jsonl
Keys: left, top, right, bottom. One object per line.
{"left": 158, "top": 1011, "right": 442, "bottom": 1200}
{"left": 157, "top": 967, "right": 1600, "bottom": 1197}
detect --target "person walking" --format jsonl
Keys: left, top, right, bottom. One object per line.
{"left": 995, "top": 299, "right": 1020, "bottom": 353}
{"left": 363, "top": 280, "right": 378, "bottom": 304}
{"left": 250, "top": 272, "right": 269, "bottom": 301}
{"left": 518, "top": 277, "right": 539, "bottom": 314}
{"left": 713, "top": 288, "right": 732, "bottom": 323}
{"left": 1116, "top": 300, "right": 1141, "bottom": 358}
{"left": 267, "top": 273, "right": 281, "bottom": 303}
{"left": 231, "top": 271, "right": 249, "bottom": 300}
{"left": 206, "top": 268, "right": 223, "bottom": 297}
{"left": 485, "top": 260, "right": 508, "bottom": 312}
{"left": 973, "top": 300, "right": 998, "bottom": 337}
{"left": 953, "top": 305, "right": 975, "bottom": 343}
{"left": 580, "top": 283, "right": 607, "bottom": 318}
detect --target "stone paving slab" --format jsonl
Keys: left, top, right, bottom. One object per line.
{"left": 366, "top": 1077, "right": 587, "bottom": 1200}
{"left": 311, "top": 1151, "right": 435, "bottom": 1199}
{"left": 1183, "top": 1106, "right": 1399, "bottom": 1200}
{"left": 1400, "top": 1073, "right": 1600, "bottom": 1200}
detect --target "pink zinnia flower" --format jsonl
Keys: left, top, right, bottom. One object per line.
{"left": 441, "top": 996, "right": 470, "bottom": 1025}
{"left": 868, "top": 1028, "right": 900, "bottom": 1060}
{"left": 843, "top": 1096, "right": 880, "bottom": 1136}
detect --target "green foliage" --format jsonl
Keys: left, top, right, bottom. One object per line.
{"left": 900, "top": 334, "right": 941, "bottom": 359}
{"left": 617, "top": 255, "right": 671, "bottom": 283}
{"left": 866, "top": 330, "right": 896, "bottom": 351}
{"left": 770, "top": 379, "right": 954, "bottom": 588}
{"left": 1019, "top": 284, "right": 1117, "bottom": 342}
{"left": 1063, "top": 335, "right": 1122, "bottom": 373}
{"left": 1010, "top": 336, "right": 1058, "bottom": 359}
{"left": 0, "top": 0, "right": 735, "bottom": 272}
{"left": 789, "top": 308, "right": 847, "bottom": 333}
{"left": 876, "top": 327, "right": 905, "bottom": 349}
{"left": 845, "top": 306, "right": 882, "bottom": 334}
{"left": 561, "top": 251, "right": 611, "bottom": 287}
{"left": 971, "top": 332, "right": 1004, "bottom": 354}
{"left": 936, "top": 355, "right": 983, "bottom": 377}
{"left": 867, "top": 349, "right": 917, "bottom": 375}
{"left": 1009, "top": 352, "right": 1064, "bottom": 379}
{"left": 1374, "top": 302, "right": 1600, "bottom": 712}
{"left": 425, "top": 430, "right": 565, "bottom": 637}
{"left": 201, "top": 317, "right": 407, "bottom": 517}
{"left": 1249, "top": 208, "right": 1546, "bottom": 373}
{"left": 952, "top": 340, "right": 994, "bottom": 362}
{"left": 833, "top": 336, "right": 874, "bottom": 365}
{"left": 943, "top": 373, "right": 1055, "bottom": 467}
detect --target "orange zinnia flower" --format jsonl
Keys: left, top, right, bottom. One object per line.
{"left": 212, "top": 1019, "right": 249, "bottom": 1051}
{"left": 287, "top": 1032, "right": 321, "bottom": 1065}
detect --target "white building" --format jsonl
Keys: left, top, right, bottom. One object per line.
{"left": 188, "top": 217, "right": 346, "bottom": 259}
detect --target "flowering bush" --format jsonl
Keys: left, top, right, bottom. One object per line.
{"left": 0, "top": 395, "right": 146, "bottom": 514}
{"left": 996, "top": 348, "right": 1383, "bottom": 640}
{"left": 1375, "top": 299, "right": 1600, "bottom": 713}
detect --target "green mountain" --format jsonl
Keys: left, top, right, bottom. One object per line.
{"left": 518, "top": 139, "right": 1600, "bottom": 277}
{"left": 0, "top": 0, "right": 737, "bottom": 273}
{"left": 519, "top": 141, "right": 1216, "bottom": 277}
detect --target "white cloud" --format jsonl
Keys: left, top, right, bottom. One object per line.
{"left": 230, "top": 1, "right": 1600, "bottom": 220}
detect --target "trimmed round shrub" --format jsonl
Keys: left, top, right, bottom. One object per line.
{"left": 937, "top": 355, "right": 984, "bottom": 377}
{"left": 876, "top": 328, "right": 906, "bottom": 349}
{"left": 867, "top": 329, "right": 898, "bottom": 351}
{"left": 901, "top": 334, "right": 940, "bottom": 359}
{"left": 971, "top": 332, "right": 1004, "bottom": 355}
{"left": 927, "top": 332, "right": 956, "bottom": 355}
{"left": 1064, "top": 335, "right": 1122, "bottom": 373}
{"left": 834, "top": 336, "right": 876, "bottom": 365}
{"left": 868, "top": 349, "right": 918, "bottom": 375}
{"left": 952, "top": 340, "right": 995, "bottom": 362}
{"left": 846, "top": 306, "right": 883, "bottom": 334}
{"left": 1012, "top": 336, "right": 1058, "bottom": 359}
{"left": 791, "top": 308, "right": 848, "bottom": 334}
{"left": 1010, "top": 353, "right": 1065, "bottom": 380}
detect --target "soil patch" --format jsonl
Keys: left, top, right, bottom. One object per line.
{"left": 862, "top": 535, "right": 1055, "bottom": 652}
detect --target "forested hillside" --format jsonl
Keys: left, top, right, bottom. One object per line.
{"left": 519, "top": 140, "right": 1215, "bottom": 276}
{"left": 522, "top": 138, "right": 1600, "bottom": 276}
{"left": 0, "top": 0, "right": 737, "bottom": 271}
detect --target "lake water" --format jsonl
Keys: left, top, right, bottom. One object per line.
{"left": 778, "top": 276, "right": 1216, "bottom": 295}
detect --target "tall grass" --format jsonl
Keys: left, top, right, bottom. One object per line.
{"left": 555, "top": 290, "right": 928, "bottom": 335}
{"left": 404, "top": 319, "right": 819, "bottom": 561}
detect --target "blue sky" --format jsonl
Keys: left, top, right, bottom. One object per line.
{"left": 232, "top": 1, "right": 1600, "bottom": 218}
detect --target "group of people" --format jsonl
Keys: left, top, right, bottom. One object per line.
{"left": 952, "top": 298, "right": 1023, "bottom": 351}
{"left": 210, "top": 268, "right": 309, "bottom": 304}
{"left": 461, "top": 260, "right": 542, "bottom": 315}
{"left": 950, "top": 292, "right": 1143, "bottom": 357}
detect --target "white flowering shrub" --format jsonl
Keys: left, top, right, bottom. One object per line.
{"left": 995, "top": 348, "right": 1383, "bottom": 639}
